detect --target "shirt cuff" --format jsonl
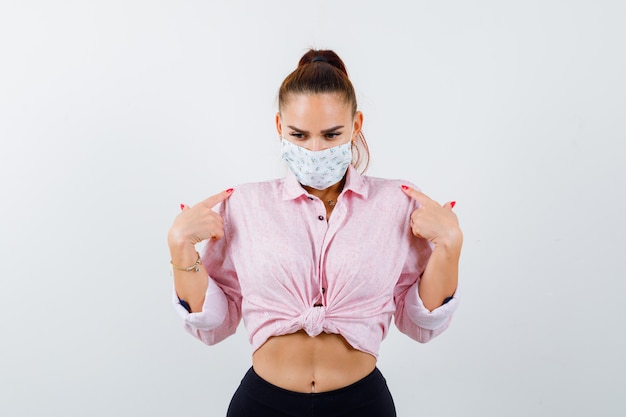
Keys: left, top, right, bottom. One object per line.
{"left": 404, "top": 282, "right": 459, "bottom": 330}
{"left": 172, "top": 277, "right": 229, "bottom": 331}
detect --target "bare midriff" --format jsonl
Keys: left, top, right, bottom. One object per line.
{"left": 252, "top": 330, "right": 377, "bottom": 393}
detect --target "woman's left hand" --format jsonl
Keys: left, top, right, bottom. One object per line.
{"left": 401, "top": 185, "right": 462, "bottom": 249}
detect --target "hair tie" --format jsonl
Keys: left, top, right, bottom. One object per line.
{"left": 311, "top": 56, "right": 328, "bottom": 63}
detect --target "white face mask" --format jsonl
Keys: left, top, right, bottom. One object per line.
{"left": 281, "top": 137, "right": 353, "bottom": 190}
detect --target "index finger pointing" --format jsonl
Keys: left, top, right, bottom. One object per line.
{"left": 400, "top": 185, "right": 431, "bottom": 204}
{"left": 201, "top": 188, "right": 234, "bottom": 208}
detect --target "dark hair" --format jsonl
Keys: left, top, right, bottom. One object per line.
{"left": 278, "top": 49, "right": 370, "bottom": 173}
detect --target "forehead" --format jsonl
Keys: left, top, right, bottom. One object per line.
{"left": 281, "top": 93, "right": 352, "bottom": 125}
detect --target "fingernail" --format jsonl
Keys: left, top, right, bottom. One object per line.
{"left": 450, "top": 201, "right": 456, "bottom": 209}
{"left": 401, "top": 185, "right": 409, "bottom": 190}
{"left": 180, "top": 203, "right": 185, "bottom": 211}
{"left": 226, "top": 188, "right": 234, "bottom": 193}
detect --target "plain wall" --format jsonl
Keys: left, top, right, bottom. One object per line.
{"left": 1, "top": 1, "right": 624, "bottom": 416}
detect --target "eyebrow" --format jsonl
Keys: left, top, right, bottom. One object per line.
{"left": 287, "top": 125, "right": 345, "bottom": 134}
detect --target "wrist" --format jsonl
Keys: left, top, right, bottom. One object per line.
{"left": 167, "top": 226, "right": 192, "bottom": 249}
{"left": 432, "top": 228, "right": 463, "bottom": 254}
{"left": 171, "top": 250, "right": 202, "bottom": 272}
{"left": 168, "top": 238, "right": 197, "bottom": 265}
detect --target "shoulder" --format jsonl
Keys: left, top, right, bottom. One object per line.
{"left": 230, "top": 177, "right": 284, "bottom": 195}
{"left": 343, "top": 174, "right": 423, "bottom": 222}
{"left": 221, "top": 177, "right": 286, "bottom": 210}
{"left": 361, "top": 175, "right": 423, "bottom": 203}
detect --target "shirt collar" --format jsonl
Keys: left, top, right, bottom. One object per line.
{"left": 281, "top": 165, "right": 369, "bottom": 201}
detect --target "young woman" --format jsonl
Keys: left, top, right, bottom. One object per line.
{"left": 168, "top": 49, "right": 462, "bottom": 417}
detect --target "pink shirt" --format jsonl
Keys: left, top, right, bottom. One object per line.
{"left": 173, "top": 166, "right": 458, "bottom": 357}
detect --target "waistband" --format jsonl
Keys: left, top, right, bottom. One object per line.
{"left": 229, "top": 367, "right": 396, "bottom": 416}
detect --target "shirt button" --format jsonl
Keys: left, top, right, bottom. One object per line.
{"left": 308, "top": 197, "right": 314, "bottom": 201}
{"left": 318, "top": 215, "right": 324, "bottom": 221}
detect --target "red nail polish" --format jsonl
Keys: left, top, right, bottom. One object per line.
{"left": 450, "top": 201, "right": 456, "bottom": 209}
{"left": 401, "top": 185, "right": 409, "bottom": 190}
{"left": 180, "top": 204, "right": 185, "bottom": 211}
{"left": 226, "top": 188, "right": 234, "bottom": 193}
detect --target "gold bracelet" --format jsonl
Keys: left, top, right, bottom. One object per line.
{"left": 170, "top": 251, "right": 201, "bottom": 272}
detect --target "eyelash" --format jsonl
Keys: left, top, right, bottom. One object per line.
{"left": 290, "top": 133, "right": 341, "bottom": 140}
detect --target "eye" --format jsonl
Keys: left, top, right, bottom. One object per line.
{"left": 325, "top": 132, "right": 340, "bottom": 139}
{"left": 289, "top": 132, "right": 305, "bottom": 139}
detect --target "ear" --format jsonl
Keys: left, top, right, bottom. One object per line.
{"left": 275, "top": 112, "right": 283, "bottom": 138}
{"left": 352, "top": 111, "right": 364, "bottom": 141}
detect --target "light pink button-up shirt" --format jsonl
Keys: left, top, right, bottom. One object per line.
{"left": 173, "top": 166, "right": 458, "bottom": 357}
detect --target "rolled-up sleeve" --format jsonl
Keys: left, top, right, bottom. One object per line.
{"left": 395, "top": 279, "right": 459, "bottom": 343}
{"left": 393, "top": 225, "right": 459, "bottom": 343}
{"left": 173, "top": 276, "right": 229, "bottom": 330}
{"left": 404, "top": 280, "right": 458, "bottom": 334}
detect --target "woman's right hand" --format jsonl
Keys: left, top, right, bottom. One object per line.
{"left": 168, "top": 188, "right": 234, "bottom": 255}
{"left": 168, "top": 188, "right": 233, "bottom": 312}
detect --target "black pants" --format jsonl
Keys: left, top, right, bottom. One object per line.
{"left": 226, "top": 367, "right": 397, "bottom": 417}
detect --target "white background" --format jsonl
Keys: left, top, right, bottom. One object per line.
{"left": 1, "top": 1, "right": 625, "bottom": 416}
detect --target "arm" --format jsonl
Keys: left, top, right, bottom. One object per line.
{"left": 394, "top": 185, "right": 462, "bottom": 342}
{"left": 394, "top": 235, "right": 460, "bottom": 343}
{"left": 168, "top": 189, "right": 242, "bottom": 345}
{"left": 169, "top": 241, "right": 210, "bottom": 313}
{"left": 401, "top": 185, "right": 462, "bottom": 310}
{"left": 418, "top": 228, "right": 462, "bottom": 310}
